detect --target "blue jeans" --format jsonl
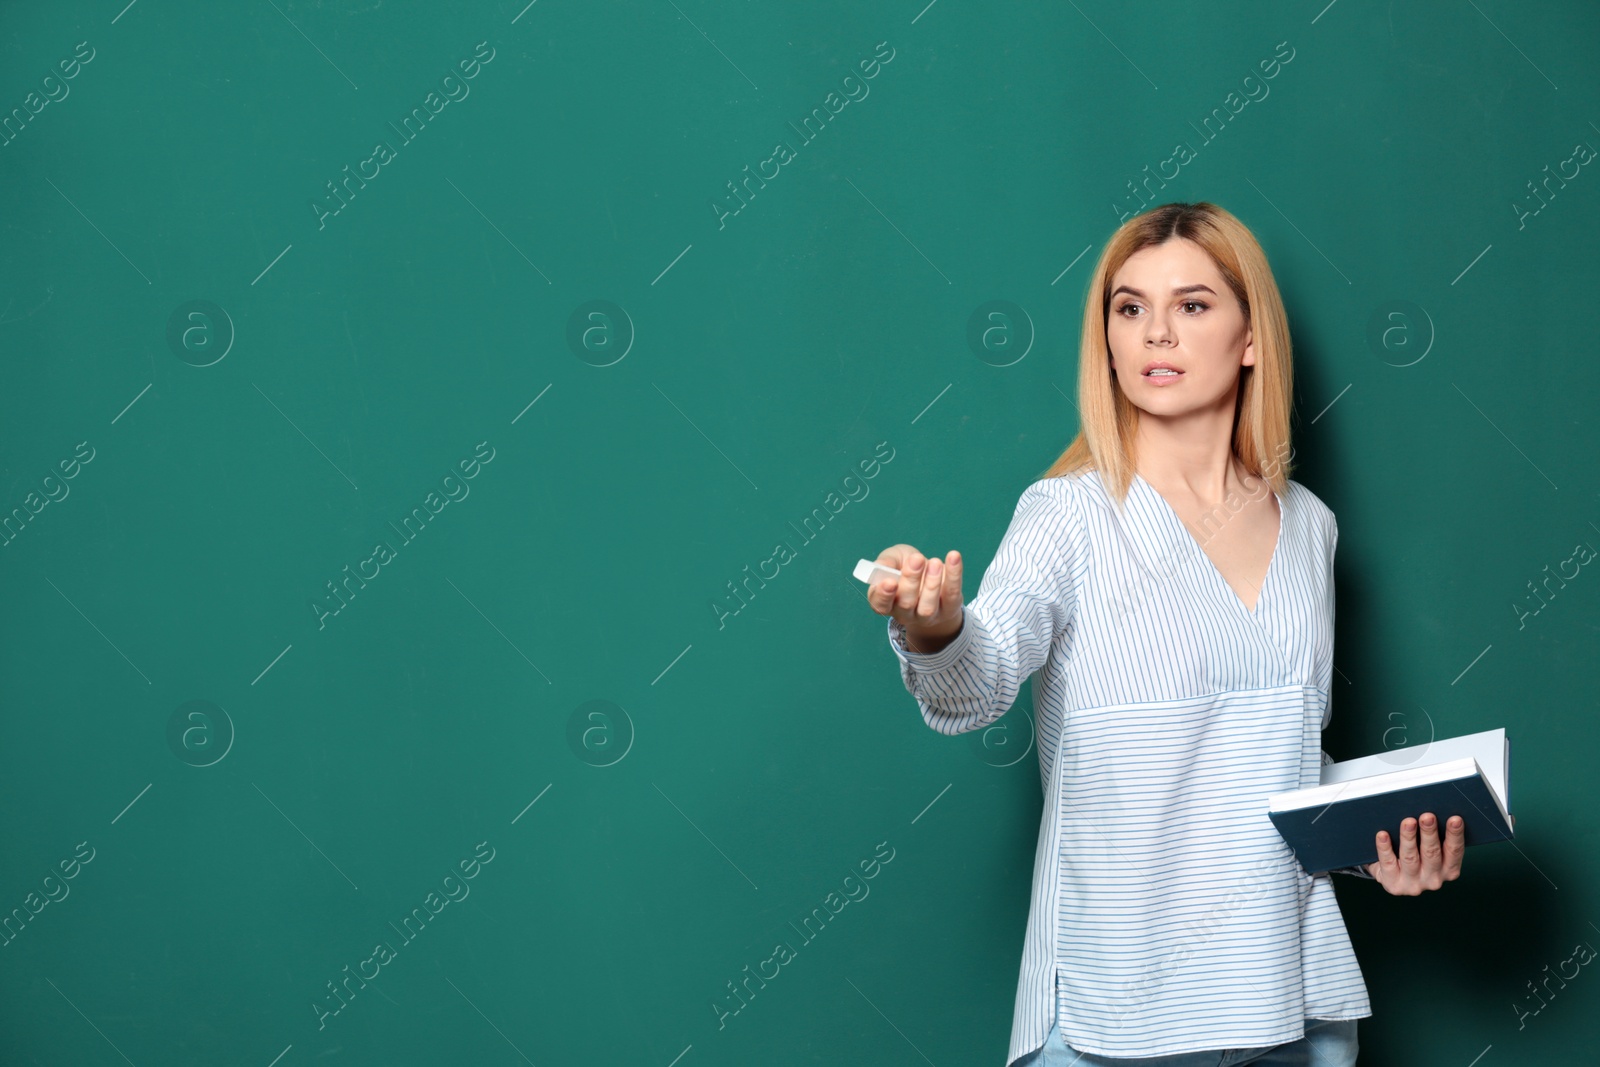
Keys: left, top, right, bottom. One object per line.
{"left": 1016, "top": 1017, "right": 1358, "bottom": 1067}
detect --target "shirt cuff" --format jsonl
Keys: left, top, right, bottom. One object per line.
{"left": 886, "top": 613, "right": 976, "bottom": 673}
{"left": 1329, "top": 864, "right": 1376, "bottom": 880}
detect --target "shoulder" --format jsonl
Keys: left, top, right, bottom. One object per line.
{"left": 1287, "top": 479, "right": 1337, "bottom": 537}
{"left": 1007, "top": 475, "right": 1093, "bottom": 573}
{"left": 990, "top": 474, "right": 1091, "bottom": 545}
{"left": 1019, "top": 470, "right": 1091, "bottom": 519}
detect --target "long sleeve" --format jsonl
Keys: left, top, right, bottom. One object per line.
{"left": 885, "top": 477, "right": 1087, "bottom": 735}
{"left": 1320, "top": 514, "right": 1339, "bottom": 731}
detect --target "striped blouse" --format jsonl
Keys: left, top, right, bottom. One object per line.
{"left": 886, "top": 468, "right": 1373, "bottom": 1063}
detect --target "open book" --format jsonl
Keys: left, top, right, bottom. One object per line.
{"left": 1267, "top": 728, "right": 1513, "bottom": 874}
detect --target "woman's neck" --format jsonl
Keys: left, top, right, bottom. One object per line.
{"left": 1133, "top": 425, "right": 1244, "bottom": 504}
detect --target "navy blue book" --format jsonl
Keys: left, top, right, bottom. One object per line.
{"left": 1267, "top": 728, "right": 1513, "bottom": 875}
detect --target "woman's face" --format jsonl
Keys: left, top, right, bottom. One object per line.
{"left": 1105, "top": 237, "right": 1253, "bottom": 419}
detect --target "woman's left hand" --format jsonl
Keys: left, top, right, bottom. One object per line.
{"left": 1365, "top": 813, "right": 1465, "bottom": 894}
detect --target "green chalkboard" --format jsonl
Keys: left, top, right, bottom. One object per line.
{"left": 1, "top": 2, "right": 1595, "bottom": 1065}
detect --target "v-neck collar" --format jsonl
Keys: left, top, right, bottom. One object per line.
{"left": 1130, "top": 471, "right": 1288, "bottom": 618}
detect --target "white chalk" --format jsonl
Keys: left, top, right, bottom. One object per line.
{"left": 853, "top": 558, "right": 902, "bottom": 585}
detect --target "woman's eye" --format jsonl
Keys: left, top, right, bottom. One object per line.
{"left": 1115, "top": 301, "right": 1206, "bottom": 316}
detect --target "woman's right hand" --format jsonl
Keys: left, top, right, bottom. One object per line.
{"left": 865, "top": 545, "right": 965, "bottom": 653}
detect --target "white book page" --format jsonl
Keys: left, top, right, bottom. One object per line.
{"left": 1273, "top": 757, "right": 1480, "bottom": 812}
{"left": 1320, "top": 728, "right": 1507, "bottom": 807}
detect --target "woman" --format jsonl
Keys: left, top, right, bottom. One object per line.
{"left": 866, "top": 202, "right": 1466, "bottom": 1067}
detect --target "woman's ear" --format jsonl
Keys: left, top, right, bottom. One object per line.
{"left": 1241, "top": 327, "right": 1255, "bottom": 367}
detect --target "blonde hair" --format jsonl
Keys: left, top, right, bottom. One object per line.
{"left": 1041, "top": 201, "right": 1295, "bottom": 503}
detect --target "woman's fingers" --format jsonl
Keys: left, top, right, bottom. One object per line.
{"left": 863, "top": 547, "right": 960, "bottom": 623}
{"left": 1370, "top": 815, "right": 1467, "bottom": 894}
{"left": 1418, "top": 814, "right": 1443, "bottom": 869}
{"left": 918, "top": 557, "right": 943, "bottom": 619}
{"left": 1443, "top": 816, "right": 1466, "bottom": 878}
{"left": 1415, "top": 815, "right": 1445, "bottom": 891}
{"left": 869, "top": 578, "right": 893, "bottom": 614}
{"left": 1374, "top": 829, "right": 1396, "bottom": 874}
{"left": 896, "top": 550, "right": 925, "bottom": 612}
{"left": 943, "top": 551, "right": 963, "bottom": 609}
{"left": 1397, "top": 817, "right": 1419, "bottom": 869}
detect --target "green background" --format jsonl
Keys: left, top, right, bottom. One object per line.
{"left": 1, "top": 1, "right": 1595, "bottom": 1064}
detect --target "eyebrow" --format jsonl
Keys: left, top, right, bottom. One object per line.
{"left": 1110, "top": 284, "right": 1218, "bottom": 299}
